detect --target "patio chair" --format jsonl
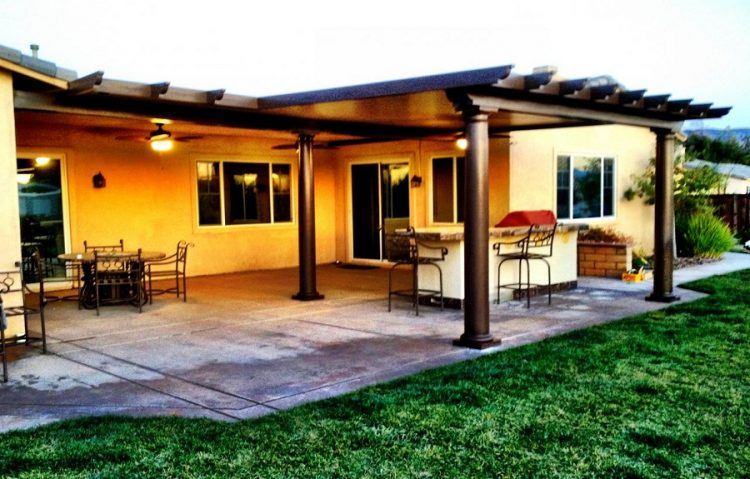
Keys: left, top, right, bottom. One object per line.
{"left": 0, "top": 250, "right": 48, "bottom": 383}
{"left": 494, "top": 223, "right": 557, "bottom": 308}
{"left": 145, "top": 241, "right": 194, "bottom": 303}
{"left": 384, "top": 227, "right": 447, "bottom": 315}
{"left": 93, "top": 249, "right": 144, "bottom": 316}
{"left": 84, "top": 239, "right": 124, "bottom": 253}
{"left": 40, "top": 257, "right": 83, "bottom": 308}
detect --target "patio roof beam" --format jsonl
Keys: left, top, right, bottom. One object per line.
{"left": 452, "top": 88, "right": 685, "bottom": 131}
{"left": 150, "top": 82, "right": 170, "bottom": 98}
{"left": 18, "top": 91, "right": 457, "bottom": 139}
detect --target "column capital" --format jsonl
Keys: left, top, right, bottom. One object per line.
{"left": 650, "top": 127, "right": 678, "bottom": 138}
{"left": 294, "top": 131, "right": 317, "bottom": 141}
{"left": 446, "top": 89, "right": 497, "bottom": 117}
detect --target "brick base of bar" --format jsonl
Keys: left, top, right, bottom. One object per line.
{"left": 577, "top": 241, "right": 633, "bottom": 278}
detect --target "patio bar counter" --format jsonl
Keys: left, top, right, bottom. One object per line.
{"left": 414, "top": 224, "right": 582, "bottom": 306}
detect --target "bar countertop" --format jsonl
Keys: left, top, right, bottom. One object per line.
{"left": 407, "top": 223, "right": 585, "bottom": 242}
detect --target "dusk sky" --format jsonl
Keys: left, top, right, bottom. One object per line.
{"left": 1, "top": 0, "right": 748, "bottom": 128}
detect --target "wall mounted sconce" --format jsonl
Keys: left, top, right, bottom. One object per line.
{"left": 93, "top": 171, "right": 106, "bottom": 188}
{"left": 410, "top": 175, "right": 423, "bottom": 188}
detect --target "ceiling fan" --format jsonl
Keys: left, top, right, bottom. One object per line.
{"left": 111, "top": 120, "right": 204, "bottom": 151}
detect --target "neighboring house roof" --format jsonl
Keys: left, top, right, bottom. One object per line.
{"left": 686, "top": 159, "right": 750, "bottom": 180}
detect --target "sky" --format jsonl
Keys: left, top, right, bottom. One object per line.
{"left": 1, "top": 0, "right": 748, "bottom": 128}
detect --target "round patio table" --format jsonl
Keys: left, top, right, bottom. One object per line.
{"left": 58, "top": 251, "right": 165, "bottom": 309}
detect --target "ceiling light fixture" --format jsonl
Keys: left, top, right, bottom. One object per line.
{"left": 34, "top": 156, "right": 51, "bottom": 166}
{"left": 149, "top": 123, "right": 174, "bottom": 152}
{"left": 456, "top": 138, "right": 468, "bottom": 150}
{"left": 17, "top": 173, "right": 33, "bottom": 184}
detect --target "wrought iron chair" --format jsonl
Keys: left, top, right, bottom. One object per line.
{"left": 494, "top": 223, "right": 557, "bottom": 308}
{"left": 145, "top": 241, "right": 194, "bottom": 303}
{"left": 84, "top": 239, "right": 124, "bottom": 253}
{"left": 93, "top": 249, "right": 145, "bottom": 316}
{"left": 384, "top": 227, "right": 447, "bottom": 315}
{"left": 0, "top": 251, "right": 48, "bottom": 383}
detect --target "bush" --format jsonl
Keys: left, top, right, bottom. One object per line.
{"left": 681, "top": 213, "right": 735, "bottom": 258}
{"left": 578, "top": 227, "right": 633, "bottom": 244}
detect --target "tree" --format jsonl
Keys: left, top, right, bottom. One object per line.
{"left": 685, "top": 134, "right": 750, "bottom": 166}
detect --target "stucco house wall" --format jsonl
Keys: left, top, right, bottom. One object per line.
{"left": 510, "top": 125, "right": 656, "bottom": 252}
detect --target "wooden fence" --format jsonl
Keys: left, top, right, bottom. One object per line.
{"left": 710, "top": 194, "right": 750, "bottom": 233}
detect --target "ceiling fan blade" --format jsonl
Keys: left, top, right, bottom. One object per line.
{"left": 114, "top": 134, "right": 149, "bottom": 142}
{"left": 174, "top": 135, "right": 204, "bottom": 142}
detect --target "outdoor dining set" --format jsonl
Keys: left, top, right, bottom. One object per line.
{"left": 0, "top": 240, "right": 193, "bottom": 382}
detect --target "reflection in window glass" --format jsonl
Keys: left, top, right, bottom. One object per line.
{"left": 556, "top": 156, "right": 571, "bottom": 219}
{"left": 272, "top": 164, "right": 292, "bottom": 223}
{"left": 573, "top": 157, "right": 601, "bottom": 219}
{"left": 432, "top": 157, "right": 454, "bottom": 223}
{"left": 223, "top": 162, "right": 271, "bottom": 224}
{"left": 603, "top": 158, "right": 614, "bottom": 216}
{"left": 456, "top": 157, "right": 465, "bottom": 222}
{"left": 197, "top": 162, "right": 221, "bottom": 225}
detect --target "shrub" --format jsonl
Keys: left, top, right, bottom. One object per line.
{"left": 578, "top": 227, "right": 633, "bottom": 245}
{"left": 681, "top": 213, "right": 735, "bottom": 258}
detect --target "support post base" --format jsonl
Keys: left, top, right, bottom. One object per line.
{"left": 645, "top": 293, "right": 680, "bottom": 303}
{"left": 452, "top": 335, "right": 501, "bottom": 350}
{"left": 292, "top": 292, "right": 325, "bottom": 301}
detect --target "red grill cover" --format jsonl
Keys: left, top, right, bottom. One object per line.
{"left": 495, "top": 210, "right": 557, "bottom": 227}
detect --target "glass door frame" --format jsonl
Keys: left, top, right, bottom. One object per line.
{"left": 16, "top": 149, "right": 72, "bottom": 284}
{"left": 346, "top": 156, "right": 413, "bottom": 264}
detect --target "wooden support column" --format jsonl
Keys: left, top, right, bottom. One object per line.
{"left": 292, "top": 133, "right": 324, "bottom": 301}
{"left": 453, "top": 108, "right": 498, "bottom": 349}
{"left": 646, "top": 128, "right": 679, "bottom": 303}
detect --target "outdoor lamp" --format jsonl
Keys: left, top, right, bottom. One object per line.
{"left": 456, "top": 138, "right": 468, "bottom": 150}
{"left": 34, "top": 156, "right": 51, "bottom": 166}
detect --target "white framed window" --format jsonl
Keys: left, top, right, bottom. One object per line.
{"left": 556, "top": 154, "right": 616, "bottom": 220}
{"left": 431, "top": 156, "right": 465, "bottom": 223}
{"left": 196, "top": 160, "right": 292, "bottom": 227}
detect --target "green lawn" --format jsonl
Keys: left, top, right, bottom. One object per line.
{"left": 1, "top": 271, "right": 749, "bottom": 478}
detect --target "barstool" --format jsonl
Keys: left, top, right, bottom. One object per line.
{"left": 494, "top": 223, "right": 557, "bottom": 308}
{"left": 384, "top": 227, "right": 447, "bottom": 315}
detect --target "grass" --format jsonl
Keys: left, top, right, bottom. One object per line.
{"left": 1, "top": 271, "right": 749, "bottom": 478}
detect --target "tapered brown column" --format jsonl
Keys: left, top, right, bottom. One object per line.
{"left": 453, "top": 109, "right": 498, "bottom": 349}
{"left": 293, "top": 133, "right": 324, "bottom": 301}
{"left": 646, "top": 129, "right": 679, "bottom": 303}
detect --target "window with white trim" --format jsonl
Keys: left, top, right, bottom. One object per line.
{"left": 431, "top": 156, "right": 465, "bottom": 223}
{"left": 196, "top": 160, "right": 292, "bottom": 226}
{"left": 556, "top": 155, "right": 615, "bottom": 219}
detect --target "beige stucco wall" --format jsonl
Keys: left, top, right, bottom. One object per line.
{"left": 329, "top": 138, "right": 510, "bottom": 262}
{"left": 510, "top": 125, "right": 656, "bottom": 252}
{"left": 0, "top": 71, "right": 25, "bottom": 336}
{"left": 15, "top": 124, "right": 338, "bottom": 277}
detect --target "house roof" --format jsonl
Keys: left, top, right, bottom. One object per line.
{"left": 685, "top": 159, "right": 750, "bottom": 180}
{"left": 0, "top": 44, "right": 75, "bottom": 90}
{"left": 3, "top": 42, "right": 732, "bottom": 139}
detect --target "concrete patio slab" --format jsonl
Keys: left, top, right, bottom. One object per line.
{"left": 1, "top": 252, "right": 748, "bottom": 431}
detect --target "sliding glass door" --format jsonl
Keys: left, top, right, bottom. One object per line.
{"left": 351, "top": 161, "right": 410, "bottom": 261}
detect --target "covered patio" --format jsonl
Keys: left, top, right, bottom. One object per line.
{"left": 3, "top": 253, "right": 749, "bottom": 431}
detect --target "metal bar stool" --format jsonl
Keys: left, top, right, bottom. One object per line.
{"left": 384, "top": 227, "right": 447, "bottom": 315}
{"left": 494, "top": 223, "right": 557, "bottom": 308}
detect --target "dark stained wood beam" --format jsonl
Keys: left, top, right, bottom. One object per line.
{"left": 149, "top": 82, "right": 170, "bottom": 98}
{"left": 206, "top": 89, "right": 225, "bottom": 105}
{"left": 618, "top": 89, "right": 647, "bottom": 105}
{"left": 643, "top": 94, "right": 671, "bottom": 109}
{"left": 686, "top": 103, "right": 712, "bottom": 116}
{"left": 703, "top": 107, "right": 732, "bottom": 118}
{"left": 67, "top": 71, "right": 104, "bottom": 95}
{"left": 666, "top": 99, "right": 693, "bottom": 113}
{"left": 523, "top": 72, "right": 554, "bottom": 90}
{"left": 557, "top": 78, "right": 588, "bottom": 96}
{"left": 589, "top": 84, "right": 618, "bottom": 101}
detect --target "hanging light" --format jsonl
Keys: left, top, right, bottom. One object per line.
{"left": 34, "top": 156, "right": 51, "bottom": 166}
{"left": 456, "top": 138, "right": 468, "bottom": 150}
{"left": 149, "top": 123, "right": 174, "bottom": 152}
{"left": 17, "top": 173, "right": 33, "bottom": 184}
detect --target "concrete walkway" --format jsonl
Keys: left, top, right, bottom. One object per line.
{"left": 1, "top": 253, "right": 749, "bottom": 432}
